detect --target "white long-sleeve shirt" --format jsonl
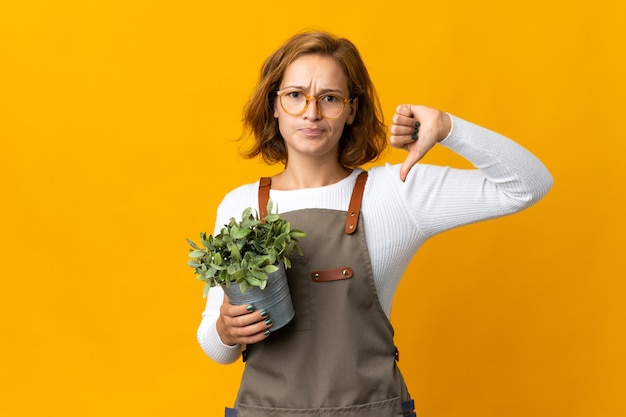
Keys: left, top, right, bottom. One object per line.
{"left": 196, "top": 114, "right": 554, "bottom": 364}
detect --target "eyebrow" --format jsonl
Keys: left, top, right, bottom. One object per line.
{"left": 280, "top": 86, "right": 347, "bottom": 95}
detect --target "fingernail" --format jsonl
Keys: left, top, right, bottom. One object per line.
{"left": 265, "top": 318, "right": 273, "bottom": 326}
{"left": 415, "top": 121, "right": 421, "bottom": 128}
{"left": 246, "top": 305, "right": 255, "bottom": 312}
{"left": 263, "top": 330, "right": 271, "bottom": 336}
{"left": 411, "top": 133, "right": 418, "bottom": 140}
{"left": 260, "top": 310, "right": 268, "bottom": 318}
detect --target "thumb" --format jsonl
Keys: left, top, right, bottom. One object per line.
{"left": 399, "top": 150, "right": 423, "bottom": 182}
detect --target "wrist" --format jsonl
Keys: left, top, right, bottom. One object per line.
{"left": 216, "top": 316, "right": 237, "bottom": 347}
{"left": 438, "top": 112, "right": 453, "bottom": 142}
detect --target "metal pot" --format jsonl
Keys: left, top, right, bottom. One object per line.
{"left": 223, "top": 262, "right": 295, "bottom": 331}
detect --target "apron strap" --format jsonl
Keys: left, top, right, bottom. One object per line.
{"left": 345, "top": 172, "right": 368, "bottom": 235}
{"left": 258, "top": 171, "right": 368, "bottom": 235}
{"left": 258, "top": 177, "right": 272, "bottom": 219}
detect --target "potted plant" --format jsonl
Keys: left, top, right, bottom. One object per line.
{"left": 187, "top": 200, "right": 306, "bottom": 330}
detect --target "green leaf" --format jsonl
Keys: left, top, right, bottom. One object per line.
{"left": 283, "top": 257, "right": 292, "bottom": 269}
{"left": 230, "top": 269, "right": 246, "bottom": 281}
{"left": 250, "top": 256, "right": 267, "bottom": 267}
{"left": 187, "top": 260, "right": 200, "bottom": 268}
{"left": 234, "top": 227, "right": 252, "bottom": 239}
{"left": 242, "top": 207, "right": 253, "bottom": 220}
{"left": 188, "top": 250, "right": 206, "bottom": 259}
{"left": 238, "top": 281, "right": 250, "bottom": 294}
{"left": 267, "top": 251, "right": 277, "bottom": 265}
{"left": 200, "top": 233, "right": 210, "bottom": 247}
{"left": 245, "top": 276, "right": 263, "bottom": 287}
{"left": 227, "top": 263, "right": 241, "bottom": 276}
{"left": 241, "top": 218, "right": 259, "bottom": 229}
{"left": 206, "top": 266, "right": 218, "bottom": 277}
{"left": 274, "top": 234, "right": 286, "bottom": 247}
{"left": 264, "top": 214, "right": 280, "bottom": 223}
{"left": 266, "top": 199, "right": 274, "bottom": 216}
{"left": 210, "top": 263, "right": 227, "bottom": 271}
{"left": 250, "top": 269, "right": 268, "bottom": 280}
{"left": 187, "top": 238, "right": 200, "bottom": 249}
{"left": 290, "top": 230, "right": 307, "bottom": 239}
{"left": 228, "top": 242, "right": 241, "bottom": 261}
{"left": 263, "top": 264, "right": 279, "bottom": 274}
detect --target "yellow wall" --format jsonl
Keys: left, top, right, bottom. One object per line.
{"left": 1, "top": 1, "right": 624, "bottom": 416}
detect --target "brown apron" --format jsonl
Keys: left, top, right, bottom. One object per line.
{"left": 225, "top": 172, "right": 416, "bottom": 417}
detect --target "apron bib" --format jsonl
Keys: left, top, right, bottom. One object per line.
{"left": 226, "top": 172, "right": 415, "bottom": 417}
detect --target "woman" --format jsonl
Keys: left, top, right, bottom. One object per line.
{"left": 197, "top": 31, "right": 553, "bottom": 417}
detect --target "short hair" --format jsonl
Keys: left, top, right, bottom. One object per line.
{"left": 241, "top": 31, "right": 387, "bottom": 167}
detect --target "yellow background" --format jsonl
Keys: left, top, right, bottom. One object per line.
{"left": 1, "top": 1, "right": 625, "bottom": 416}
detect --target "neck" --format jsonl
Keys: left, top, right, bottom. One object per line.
{"left": 272, "top": 160, "right": 352, "bottom": 190}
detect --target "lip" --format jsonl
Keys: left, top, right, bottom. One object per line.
{"left": 299, "top": 127, "right": 325, "bottom": 137}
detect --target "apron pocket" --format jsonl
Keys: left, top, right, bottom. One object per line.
{"left": 285, "top": 256, "right": 312, "bottom": 331}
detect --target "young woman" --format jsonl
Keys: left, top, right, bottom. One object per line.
{"left": 196, "top": 31, "right": 553, "bottom": 417}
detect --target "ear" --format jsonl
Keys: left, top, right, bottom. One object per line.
{"left": 346, "top": 97, "right": 358, "bottom": 125}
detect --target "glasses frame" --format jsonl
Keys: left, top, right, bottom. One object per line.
{"left": 276, "top": 89, "right": 353, "bottom": 120}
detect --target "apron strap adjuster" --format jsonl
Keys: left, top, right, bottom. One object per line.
{"left": 402, "top": 399, "right": 416, "bottom": 416}
{"left": 311, "top": 267, "right": 353, "bottom": 282}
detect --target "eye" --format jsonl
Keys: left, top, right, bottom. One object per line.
{"left": 285, "top": 90, "right": 302, "bottom": 99}
{"left": 321, "top": 94, "right": 342, "bottom": 103}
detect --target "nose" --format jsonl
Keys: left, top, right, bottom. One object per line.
{"left": 302, "top": 97, "right": 321, "bottom": 120}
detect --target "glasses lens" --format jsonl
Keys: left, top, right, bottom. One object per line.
{"left": 318, "top": 95, "right": 345, "bottom": 119}
{"left": 280, "top": 91, "right": 306, "bottom": 115}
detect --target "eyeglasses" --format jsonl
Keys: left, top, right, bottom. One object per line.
{"left": 276, "top": 89, "right": 353, "bottom": 120}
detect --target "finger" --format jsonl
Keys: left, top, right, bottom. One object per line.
{"left": 225, "top": 306, "right": 271, "bottom": 327}
{"left": 390, "top": 135, "right": 413, "bottom": 149}
{"left": 390, "top": 125, "right": 420, "bottom": 149}
{"left": 236, "top": 327, "right": 272, "bottom": 345}
{"left": 221, "top": 301, "right": 254, "bottom": 318}
{"left": 389, "top": 125, "right": 415, "bottom": 137}
{"left": 399, "top": 148, "right": 424, "bottom": 182}
{"left": 224, "top": 320, "right": 272, "bottom": 345}
{"left": 217, "top": 308, "right": 274, "bottom": 345}
{"left": 234, "top": 315, "right": 273, "bottom": 337}
{"left": 395, "top": 104, "right": 414, "bottom": 118}
{"left": 391, "top": 111, "right": 417, "bottom": 127}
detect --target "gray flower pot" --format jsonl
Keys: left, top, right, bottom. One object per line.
{"left": 222, "top": 262, "right": 295, "bottom": 331}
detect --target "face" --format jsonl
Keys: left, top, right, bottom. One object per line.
{"left": 273, "top": 54, "right": 358, "bottom": 163}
